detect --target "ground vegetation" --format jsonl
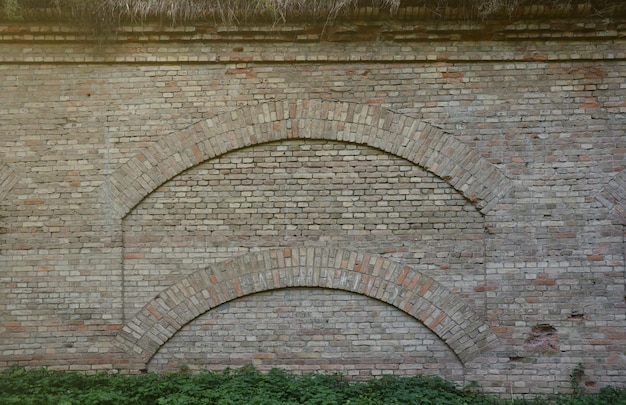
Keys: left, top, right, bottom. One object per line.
{"left": 2, "top": 365, "right": 626, "bottom": 404}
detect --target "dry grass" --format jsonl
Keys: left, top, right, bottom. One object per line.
{"left": 109, "top": 0, "right": 401, "bottom": 25}
{"left": 0, "top": 0, "right": 623, "bottom": 32}
{"left": 476, "top": 0, "right": 521, "bottom": 17}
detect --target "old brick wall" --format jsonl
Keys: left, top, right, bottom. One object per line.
{"left": 148, "top": 289, "right": 466, "bottom": 383}
{"left": 0, "top": 16, "right": 625, "bottom": 396}
{"left": 122, "top": 140, "right": 485, "bottom": 319}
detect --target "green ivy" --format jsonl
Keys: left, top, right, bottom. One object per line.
{"left": 1, "top": 365, "right": 626, "bottom": 405}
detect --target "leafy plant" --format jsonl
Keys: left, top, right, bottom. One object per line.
{"left": 1, "top": 364, "right": 626, "bottom": 404}
{"left": 567, "top": 362, "right": 587, "bottom": 397}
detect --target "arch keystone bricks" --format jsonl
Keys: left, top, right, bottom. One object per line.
{"left": 115, "top": 248, "right": 499, "bottom": 366}
{"left": 104, "top": 100, "right": 512, "bottom": 219}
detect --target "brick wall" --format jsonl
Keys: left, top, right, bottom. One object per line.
{"left": 0, "top": 16, "right": 624, "bottom": 397}
{"left": 122, "top": 140, "right": 485, "bottom": 318}
{"left": 148, "top": 288, "right": 466, "bottom": 383}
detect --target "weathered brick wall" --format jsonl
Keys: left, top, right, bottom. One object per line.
{"left": 148, "top": 288, "right": 466, "bottom": 383}
{"left": 122, "top": 140, "right": 485, "bottom": 318}
{"left": 0, "top": 16, "right": 625, "bottom": 397}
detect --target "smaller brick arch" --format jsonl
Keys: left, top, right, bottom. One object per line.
{"left": 596, "top": 170, "right": 626, "bottom": 225}
{"left": 104, "top": 100, "right": 512, "bottom": 219}
{"left": 116, "top": 248, "right": 499, "bottom": 366}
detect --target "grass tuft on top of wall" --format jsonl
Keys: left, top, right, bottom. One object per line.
{"left": 1, "top": 0, "right": 624, "bottom": 43}
{"left": 1, "top": 0, "right": 624, "bottom": 25}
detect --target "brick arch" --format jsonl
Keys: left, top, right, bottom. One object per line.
{"left": 596, "top": 170, "right": 626, "bottom": 225}
{"left": 0, "top": 161, "right": 18, "bottom": 202}
{"left": 104, "top": 100, "right": 511, "bottom": 219}
{"left": 116, "top": 247, "right": 499, "bottom": 366}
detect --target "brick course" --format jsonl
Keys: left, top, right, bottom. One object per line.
{"left": 0, "top": 15, "right": 624, "bottom": 397}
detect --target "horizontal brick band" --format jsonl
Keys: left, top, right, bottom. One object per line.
{"left": 115, "top": 248, "right": 499, "bottom": 365}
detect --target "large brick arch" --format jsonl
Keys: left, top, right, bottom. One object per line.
{"left": 0, "top": 161, "right": 18, "bottom": 202}
{"left": 115, "top": 247, "right": 499, "bottom": 366}
{"left": 104, "top": 100, "right": 512, "bottom": 219}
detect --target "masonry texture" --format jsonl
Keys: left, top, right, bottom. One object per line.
{"left": 0, "top": 6, "right": 625, "bottom": 397}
